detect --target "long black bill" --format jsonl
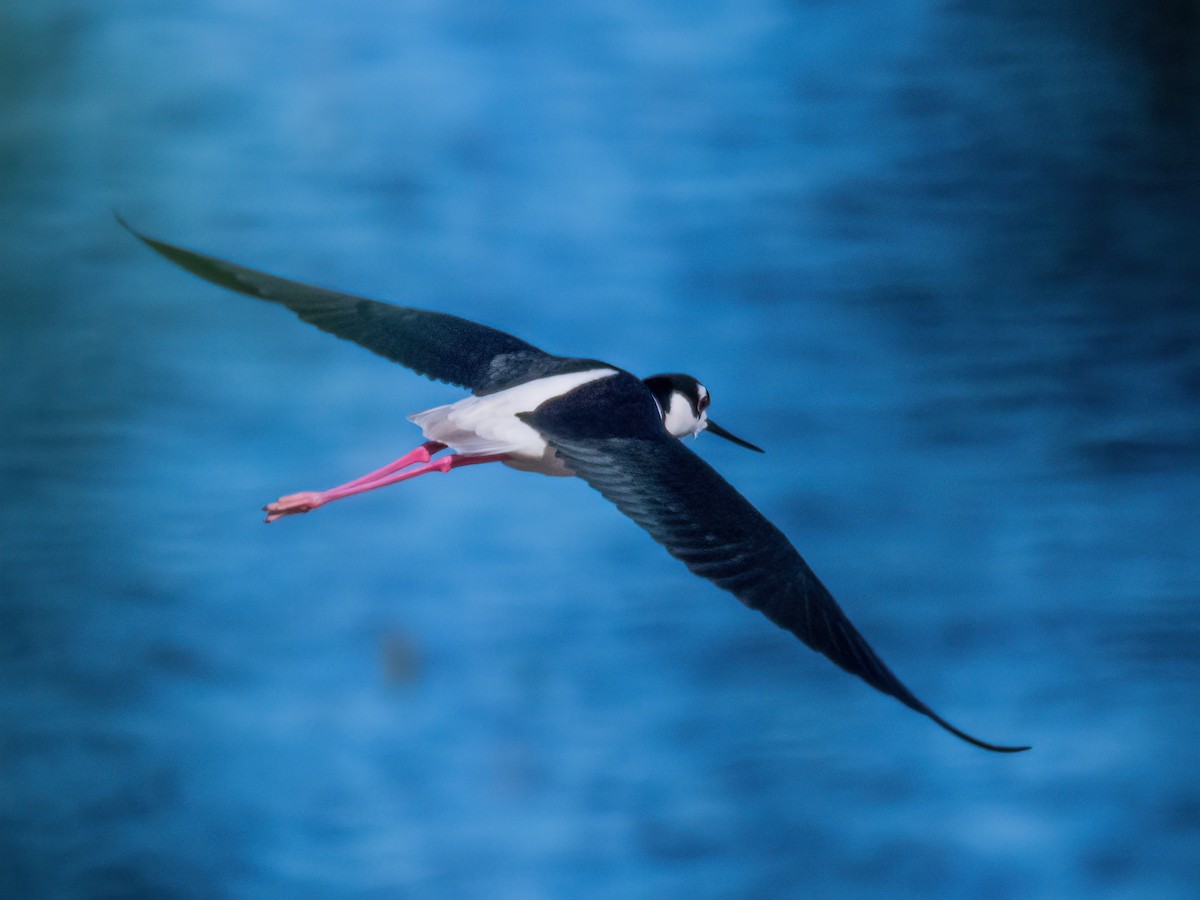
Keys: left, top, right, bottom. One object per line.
{"left": 706, "top": 420, "right": 764, "bottom": 453}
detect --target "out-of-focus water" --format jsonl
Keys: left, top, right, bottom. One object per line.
{"left": 2, "top": 1, "right": 1198, "bottom": 896}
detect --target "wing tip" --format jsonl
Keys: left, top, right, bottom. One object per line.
{"left": 114, "top": 211, "right": 176, "bottom": 259}
{"left": 927, "top": 711, "right": 1031, "bottom": 753}
{"left": 113, "top": 209, "right": 141, "bottom": 241}
{"left": 115, "top": 212, "right": 270, "bottom": 302}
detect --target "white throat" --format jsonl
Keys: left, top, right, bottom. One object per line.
{"left": 663, "top": 390, "right": 707, "bottom": 438}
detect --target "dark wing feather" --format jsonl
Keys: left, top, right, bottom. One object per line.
{"left": 122, "top": 218, "right": 558, "bottom": 394}
{"left": 523, "top": 373, "right": 1029, "bottom": 752}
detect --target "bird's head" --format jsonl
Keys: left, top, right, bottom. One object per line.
{"left": 642, "top": 374, "right": 763, "bottom": 452}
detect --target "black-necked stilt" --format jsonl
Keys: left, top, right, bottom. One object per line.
{"left": 124, "top": 220, "right": 1029, "bottom": 753}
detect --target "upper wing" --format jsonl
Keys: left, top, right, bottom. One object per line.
{"left": 522, "top": 373, "right": 1029, "bottom": 752}
{"left": 122, "top": 218, "right": 558, "bottom": 395}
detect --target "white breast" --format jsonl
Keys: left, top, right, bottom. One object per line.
{"left": 408, "top": 368, "right": 618, "bottom": 476}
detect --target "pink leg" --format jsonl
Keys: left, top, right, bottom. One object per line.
{"left": 337, "top": 441, "right": 446, "bottom": 491}
{"left": 263, "top": 440, "right": 444, "bottom": 522}
{"left": 264, "top": 447, "right": 507, "bottom": 523}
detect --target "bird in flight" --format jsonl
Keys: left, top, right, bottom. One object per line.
{"left": 123, "top": 218, "right": 1028, "bottom": 753}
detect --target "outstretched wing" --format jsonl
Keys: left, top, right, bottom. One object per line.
{"left": 122, "top": 218, "right": 560, "bottom": 395}
{"left": 522, "top": 372, "right": 1029, "bottom": 752}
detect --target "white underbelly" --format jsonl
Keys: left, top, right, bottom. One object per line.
{"left": 408, "top": 367, "right": 617, "bottom": 476}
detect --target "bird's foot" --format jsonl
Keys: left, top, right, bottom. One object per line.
{"left": 261, "top": 446, "right": 505, "bottom": 524}
{"left": 264, "top": 491, "right": 325, "bottom": 523}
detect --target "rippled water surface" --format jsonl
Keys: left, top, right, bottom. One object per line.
{"left": 2, "top": 1, "right": 1198, "bottom": 896}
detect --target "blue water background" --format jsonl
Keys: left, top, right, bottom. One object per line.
{"left": 2, "top": 1, "right": 1198, "bottom": 896}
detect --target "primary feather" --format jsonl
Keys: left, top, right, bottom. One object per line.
{"left": 120, "top": 217, "right": 558, "bottom": 394}
{"left": 523, "top": 373, "right": 1029, "bottom": 752}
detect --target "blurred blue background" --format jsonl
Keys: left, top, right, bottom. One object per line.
{"left": 2, "top": 1, "right": 1198, "bottom": 896}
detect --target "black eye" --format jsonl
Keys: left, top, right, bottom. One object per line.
{"left": 697, "top": 394, "right": 710, "bottom": 412}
